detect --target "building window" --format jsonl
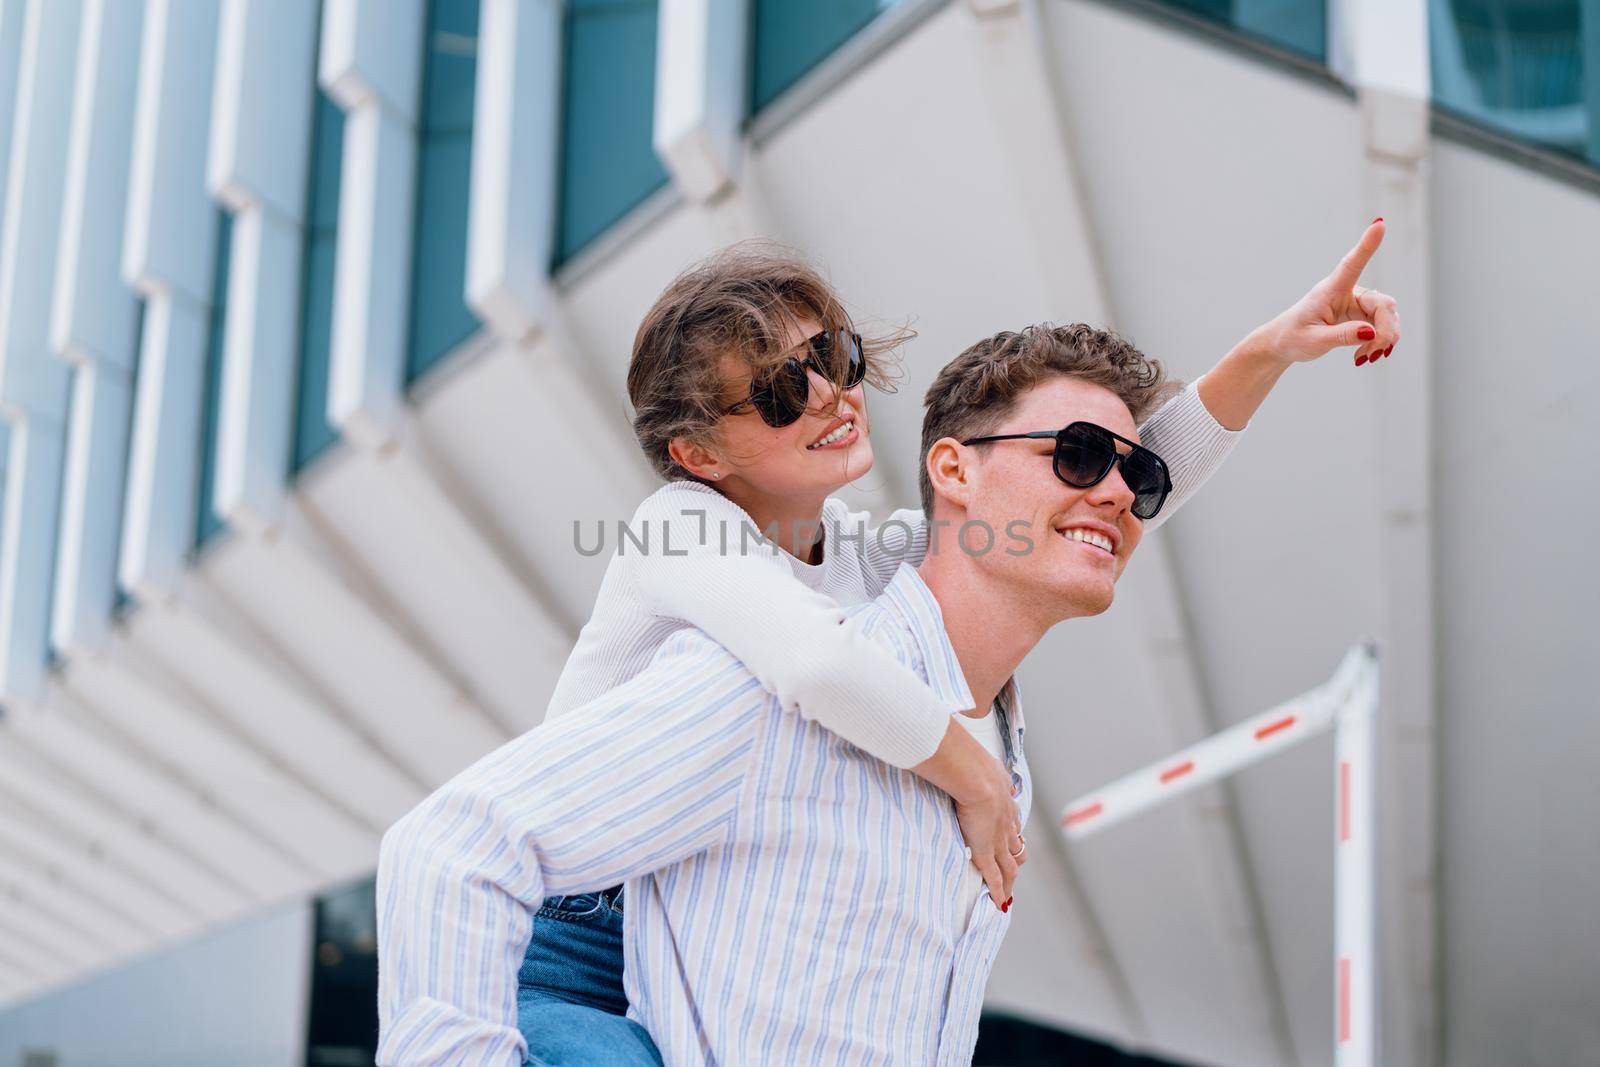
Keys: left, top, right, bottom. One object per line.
{"left": 304, "top": 877, "right": 380, "bottom": 1066}
{"left": 407, "top": 0, "right": 483, "bottom": 385}
{"left": 292, "top": 91, "right": 345, "bottom": 474}
{"left": 555, "top": 0, "right": 669, "bottom": 265}
{"left": 195, "top": 210, "right": 234, "bottom": 550}
{"left": 1147, "top": 0, "right": 1326, "bottom": 61}
{"left": 112, "top": 299, "right": 147, "bottom": 617}
{"left": 1431, "top": 0, "right": 1595, "bottom": 167}
{"left": 749, "top": 0, "right": 900, "bottom": 113}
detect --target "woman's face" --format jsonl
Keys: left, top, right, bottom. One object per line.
{"left": 707, "top": 316, "right": 876, "bottom": 502}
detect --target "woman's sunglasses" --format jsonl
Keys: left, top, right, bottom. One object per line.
{"left": 724, "top": 329, "right": 866, "bottom": 428}
{"left": 960, "top": 421, "right": 1172, "bottom": 521}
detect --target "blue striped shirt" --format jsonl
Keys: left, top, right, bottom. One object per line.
{"left": 376, "top": 563, "right": 1031, "bottom": 1066}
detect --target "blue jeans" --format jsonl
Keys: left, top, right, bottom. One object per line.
{"left": 518, "top": 887, "right": 661, "bottom": 1067}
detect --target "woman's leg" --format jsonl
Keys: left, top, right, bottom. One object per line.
{"left": 518, "top": 888, "right": 660, "bottom": 1066}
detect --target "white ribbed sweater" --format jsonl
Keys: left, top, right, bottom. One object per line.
{"left": 545, "top": 381, "right": 1241, "bottom": 768}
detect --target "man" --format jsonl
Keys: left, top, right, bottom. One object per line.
{"left": 376, "top": 324, "right": 1190, "bottom": 1065}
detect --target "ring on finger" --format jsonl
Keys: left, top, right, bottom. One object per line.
{"left": 1009, "top": 834, "right": 1026, "bottom": 858}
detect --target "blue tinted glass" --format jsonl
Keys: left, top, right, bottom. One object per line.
{"left": 408, "top": 0, "right": 483, "bottom": 384}
{"left": 1154, "top": 0, "right": 1326, "bottom": 60}
{"left": 555, "top": 0, "right": 669, "bottom": 264}
{"left": 1431, "top": 0, "right": 1594, "bottom": 167}
{"left": 196, "top": 211, "right": 233, "bottom": 549}
{"left": 112, "top": 299, "right": 147, "bottom": 613}
{"left": 750, "top": 0, "right": 889, "bottom": 112}
{"left": 293, "top": 91, "right": 344, "bottom": 474}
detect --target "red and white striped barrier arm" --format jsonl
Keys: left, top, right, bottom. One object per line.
{"left": 1057, "top": 642, "right": 1380, "bottom": 1067}
{"left": 1060, "top": 643, "right": 1370, "bottom": 839}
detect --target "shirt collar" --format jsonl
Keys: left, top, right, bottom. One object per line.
{"left": 877, "top": 563, "right": 1028, "bottom": 735}
{"left": 876, "top": 563, "right": 976, "bottom": 715}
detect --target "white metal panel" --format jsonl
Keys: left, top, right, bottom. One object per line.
{"left": 121, "top": 585, "right": 426, "bottom": 829}
{"left": 62, "top": 651, "right": 379, "bottom": 882}
{"left": 0, "top": 0, "right": 80, "bottom": 700}
{"left": 0, "top": 903, "right": 92, "bottom": 982}
{"left": 6, "top": 698, "right": 313, "bottom": 903}
{"left": 122, "top": 0, "right": 222, "bottom": 304}
{"left": 116, "top": 297, "right": 209, "bottom": 598}
{"left": 0, "top": 735, "right": 247, "bottom": 921}
{"left": 466, "top": 0, "right": 561, "bottom": 340}
{"left": 0, "top": 791, "right": 192, "bottom": 940}
{"left": 319, "top": 0, "right": 423, "bottom": 120}
{"left": 0, "top": 420, "right": 65, "bottom": 699}
{"left": 0, "top": 0, "right": 26, "bottom": 232}
{"left": 410, "top": 336, "right": 655, "bottom": 629}
{"left": 206, "top": 0, "right": 318, "bottom": 221}
{"left": 211, "top": 206, "right": 300, "bottom": 534}
{"left": 50, "top": 365, "right": 132, "bottom": 656}
{"left": 46, "top": 0, "right": 145, "bottom": 657}
{"left": 653, "top": 0, "right": 747, "bottom": 201}
{"left": 200, "top": 490, "right": 512, "bottom": 780}
{"left": 319, "top": 0, "right": 423, "bottom": 450}
{"left": 326, "top": 101, "right": 418, "bottom": 449}
{"left": 297, "top": 440, "right": 571, "bottom": 738}
{"left": 1430, "top": 140, "right": 1600, "bottom": 1067}
{"left": 0, "top": 846, "right": 152, "bottom": 957}
{"left": 48, "top": 0, "right": 142, "bottom": 372}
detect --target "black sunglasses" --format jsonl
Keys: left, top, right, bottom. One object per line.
{"left": 724, "top": 329, "right": 866, "bottom": 428}
{"left": 960, "top": 421, "right": 1172, "bottom": 521}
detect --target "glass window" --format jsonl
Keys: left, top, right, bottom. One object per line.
{"left": 195, "top": 210, "right": 233, "bottom": 550}
{"left": 1431, "top": 0, "right": 1594, "bottom": 167}
{"left": 292, "top": 91, "right": 344, "bottom": 474}
{"left": 112, "top": 299, "right": 147, "bottom": 617}
{"left": 304, "top": 877, "right": 379, "bottom": 1066}
{"left": 555, "top": 0, "right": 669, "bottom": 265}
{"left": 750, "top": 0, "right": 899, "bottom": 113}
{"left": 407, "top": 0, "right": 483, "bottom": 385}
{"left": 1151, "top": 0, "right": 1326, "bottom": 61}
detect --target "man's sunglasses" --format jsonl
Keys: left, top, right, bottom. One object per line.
{"left": 960, "top": 421, "right": 1172, "bottom": 521}
{"left": 724, "top": 329, "right": 866, "bottom": 428}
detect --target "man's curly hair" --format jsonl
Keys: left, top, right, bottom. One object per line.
{"left": 918, "top": 324, "right": 1182, "bottom": 514}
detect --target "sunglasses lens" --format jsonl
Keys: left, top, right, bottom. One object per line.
{"left": 752, "top": 359, "right": 810, "bottom": 427}
{"left": 809, "top": 330, "right": 866, "bottom": 389}
{"left": 1055, "top": 423, "right": 1115, "bottom": 486}
{"left": 1122, "top": 449, "right": 1169, "bottom": 520}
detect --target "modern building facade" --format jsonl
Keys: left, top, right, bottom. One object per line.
{"left": 0, "top": 0, "right": 1595, "bottom": 1064}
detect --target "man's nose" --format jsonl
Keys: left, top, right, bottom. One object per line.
{"left": 1085, "top": 457, "right": 1136, "bottom": 511}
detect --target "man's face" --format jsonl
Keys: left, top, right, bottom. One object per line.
{"left": 950, "top": 376, "right": 1145, "bottom": 620}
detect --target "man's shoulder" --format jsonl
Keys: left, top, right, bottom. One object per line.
{"left": 841, "top": 593, "right": 920, "bottom": 673}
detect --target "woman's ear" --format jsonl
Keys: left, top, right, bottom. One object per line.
{"left": 668, "top": 436, "right": 725, "bottom": 481}
{"left": 924, "top": 438, "right": 971, "bottom": 512}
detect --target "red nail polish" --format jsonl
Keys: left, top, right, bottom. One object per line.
{"left": 1357, "top": 325, "right": 1376, "bottom": 341}
{"left": 1355, "top": 354, "right": 1368, "bottom": 367}
{"left": 1385, "top": 345, "right": 1394, "bottom": 357}
{"left": 1372, "top": 216, "right": 1383, "bottom": 224}
{"left": 1002, "top": 897, "right": 1013, "bottom": 913}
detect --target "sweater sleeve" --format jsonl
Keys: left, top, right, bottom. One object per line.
{"left": 630, "top": 486, "right": 954, "bottom": 768}
{"left": 1135, "top": 378, "right": 1244, "bottom": 532}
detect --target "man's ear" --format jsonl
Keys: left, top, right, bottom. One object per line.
{"left": 668, "top": 435, "right": 724, "bottom": 481}
{"left": 925, "top": 438, "right": 972, "bottom": 512}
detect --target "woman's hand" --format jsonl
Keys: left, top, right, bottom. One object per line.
{"left": 1196, "top": 218, "right": 1404, "bottom": 430}
{"left": 1250, "top": 217, "right": 1402, "bottom": 368}
{"left": 913, "top": 716, "right": 1024, "bottom": 910}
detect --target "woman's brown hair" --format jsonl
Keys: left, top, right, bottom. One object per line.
{"left": 627, "top": 241, "right": 907, "bottom": 482}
